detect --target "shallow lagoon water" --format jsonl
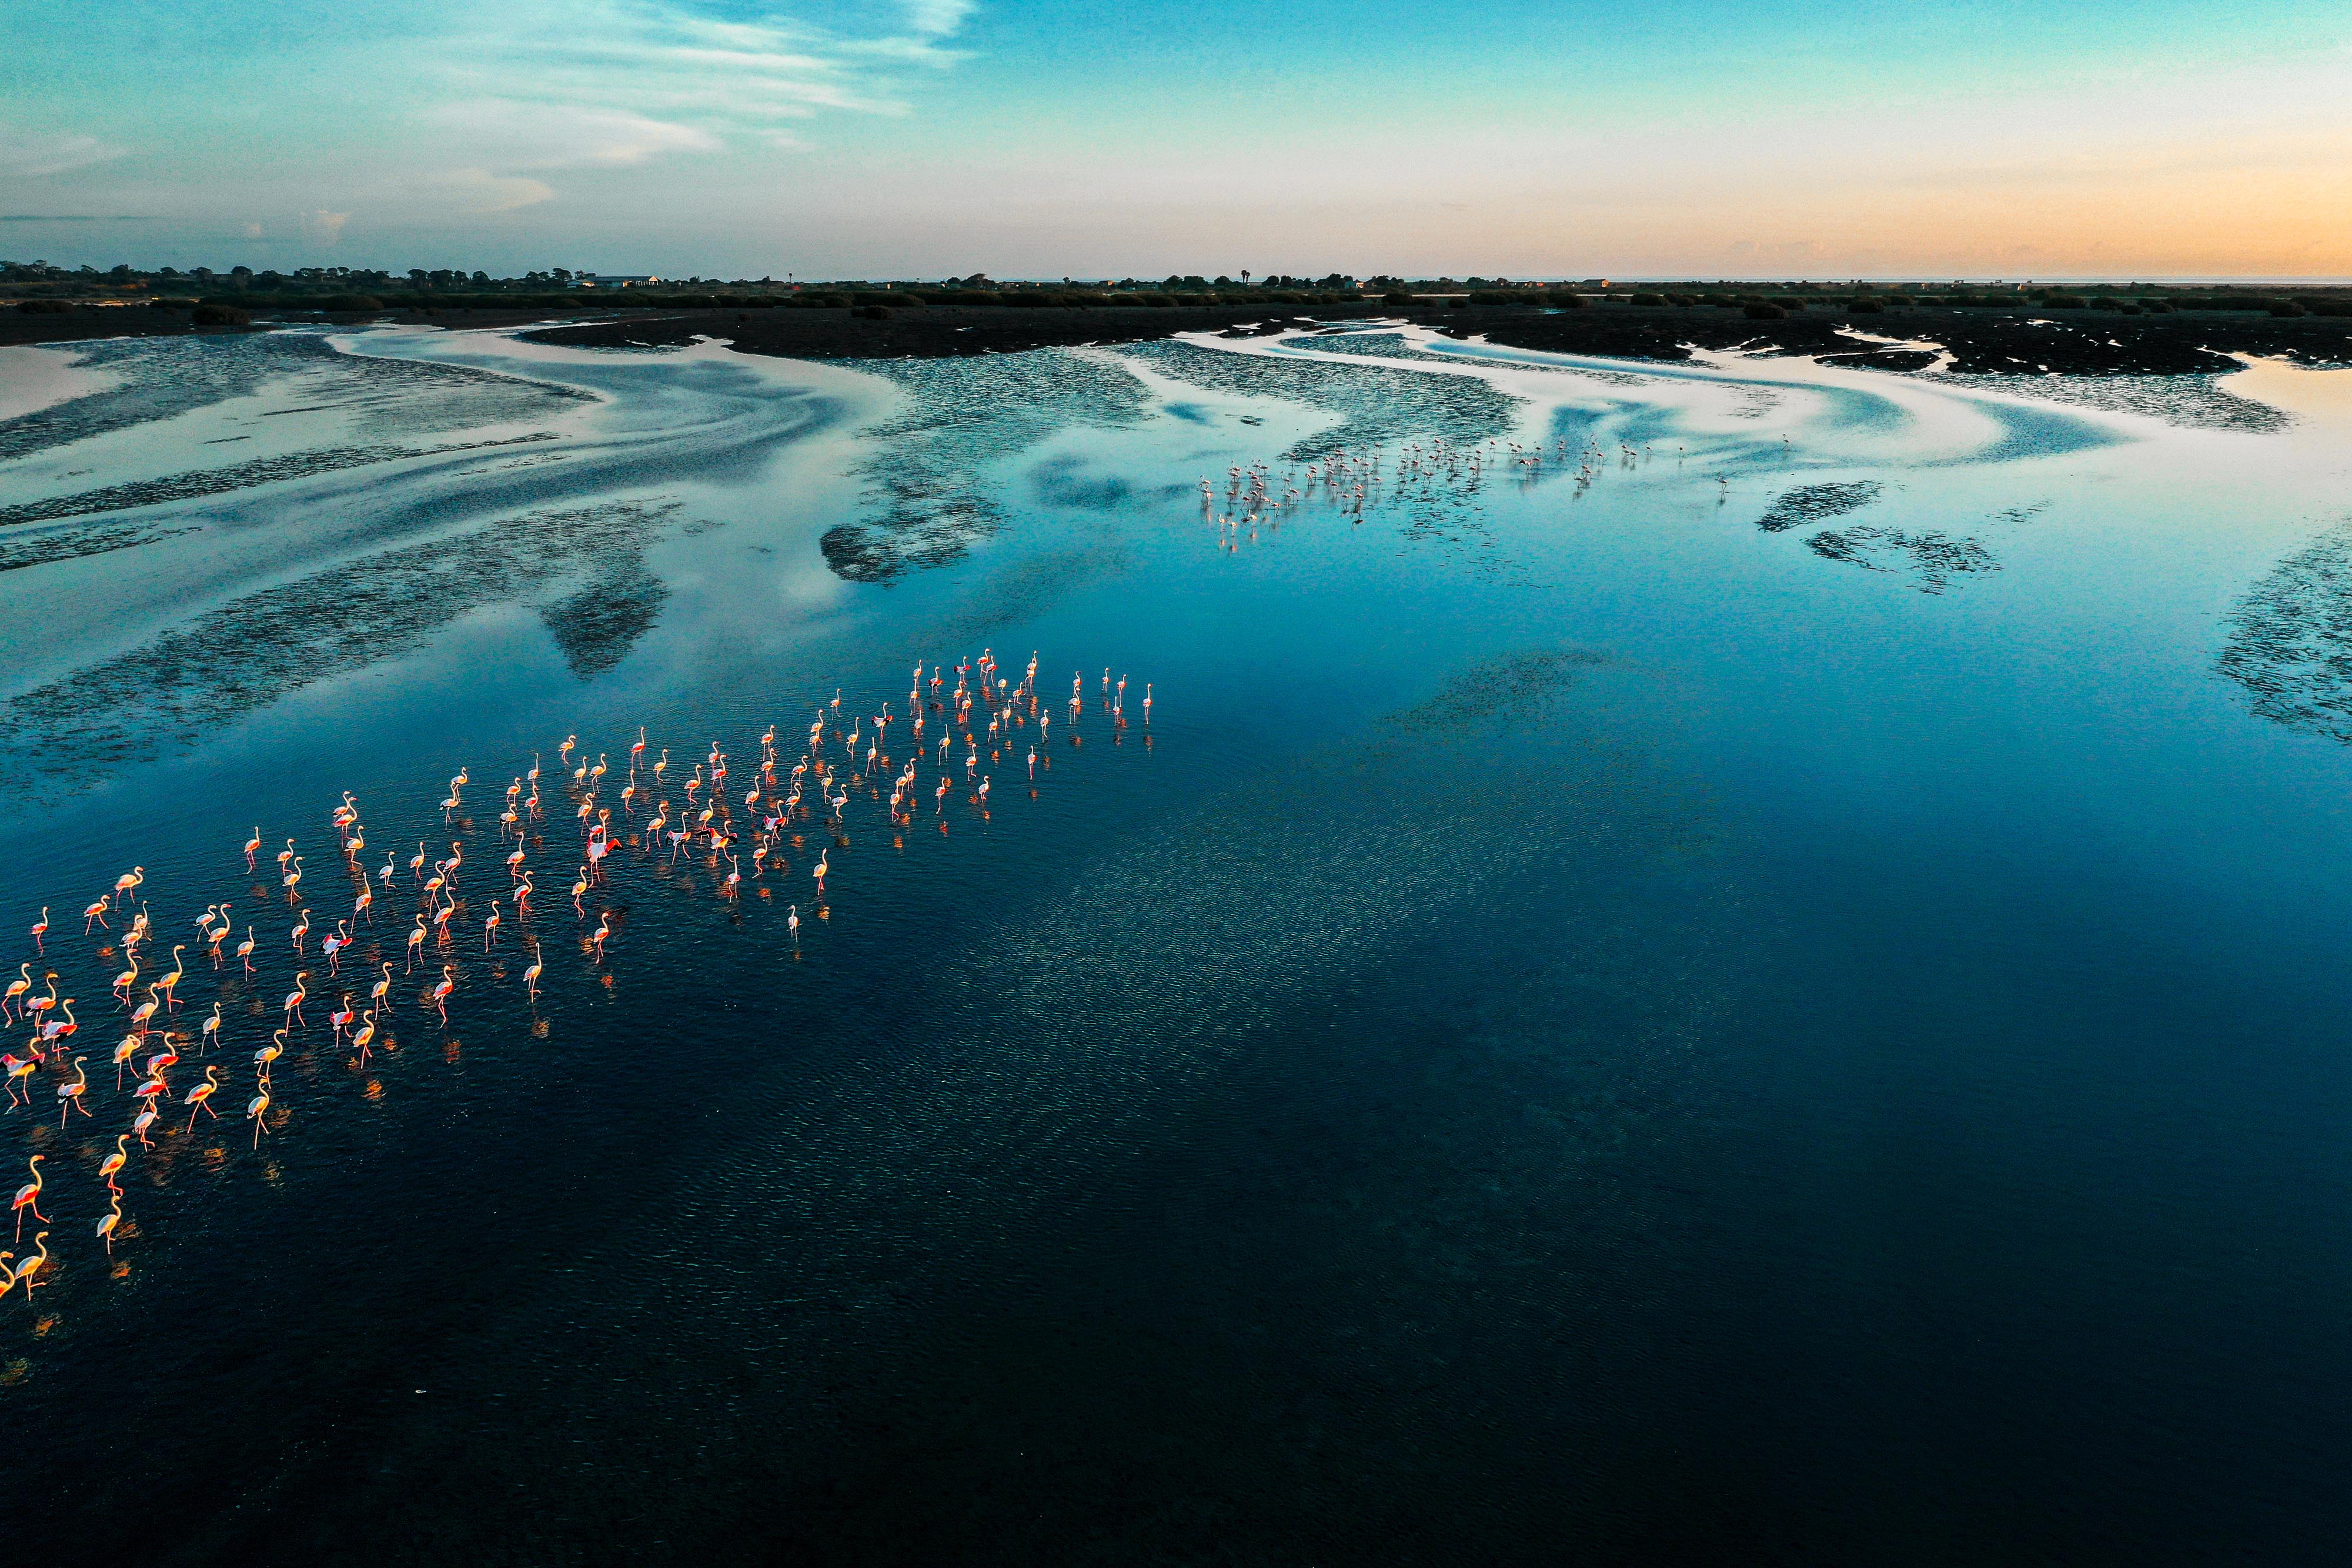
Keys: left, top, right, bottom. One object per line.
{"left": 2, "top": 324, "right": 2351, "bottom": 1563}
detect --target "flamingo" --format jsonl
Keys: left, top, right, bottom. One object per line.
{"left": 255, "top": 1028, "right": 287, "bottom": 1081}
{"left": 405, "top": 915, "right": 427, "bottom": 972}
{"left": 36, "top": 998, "right": 78, "bottom": 1055}
{"left": 133, "top": 1106, "right": 161, "bottom": 1149}
{"left": 112, "top": 1032, "right": 141, "bottom": 1087}
{"left": 245, "top": 827, "right": 262, "bottom": 871}
{"left": 12, "top": 1157, "right": 46, "bottom": 1239}
{"left": 56, "top": 1055, "right": 89, "bottom": 1124}
{"left": 369, "top": 961, "right": 393, "bottom": 1008}
{"left": 322, "top": 920, "right": 350, "bottom": 974}
{"left": 29, "top": 907, "right": 48, "bottom": 953}
{"left": 83, "top": 897, "right": 111, "bottom": 933}
{"left": 236, "top": 926, "right": 257, "bottom": 976}
{"left": 522, "top": 941, "right": 543, "bottom": 999}
{"left": 111, "top": 865, "right": 144, "bottom": 905}
{"left": 350, "top": 1009, "right": 376, "bottom": 1064}
{"left": 156, "top": 945, "right": 186, "bottom": 1009}
{"left": 427, "top": 966, "right": 456, "bottom": 1024}
{"left": 2, "top": 963, "right": 29, "bottom": 1024}
{"left": 282, "top": 974, "right": 309, "bottom": 1028}
{"left": 201, "top": 1001, "right": 222, "bottom": 1055}
{"left": 98, "top": 1134, "right": 129, "bottom": 1192}
{"left": 6, "top": 1232, "right": 49, "bottom": 1300}
{"left": 813, "top": 852, "right": 828, "bottom": 891}
{"left": 3, "top": 1053, "right": 35, "bottom": 1109}
{"left": 183, "top": 1065, "right": 221, "bottom": 1129}
{"left": 97, "top": 1193, "right": 123, "bottom": 1253}
{"left": 246, "top": 1084, "right": 272, "bottom": 1148}
{"left": 483, "top": 900, "right": 502, "bottom": 950}
{"left": 283, "top": 856, "right": 304, "bottom": 896}
{"left": 590, "top": 914, "right": 612, "bottom": 962}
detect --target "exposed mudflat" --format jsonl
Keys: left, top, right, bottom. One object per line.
{"left": 524, "top": 300, "right": 2352, "bottom": 377}
{"left": 13, "top": 299, "right": 2348, "bottom": 379}
{"left": 1458, "top": 304, "right": 2352, "bottom": 375}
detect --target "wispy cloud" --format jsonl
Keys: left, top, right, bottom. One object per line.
{"left": 0, "top": 124, "right": 124, "bottom": 178}
{"left": 0, "top": 213, "right": 153, "bottom": 222}
{"left": 420, "top": 168, "right": 557, "bottom": 213}
{"left": 427, "top": 101, "right": 724, "bottom": 169}
{"left": 408, "top": 2, "right": 980, "bottom": 211}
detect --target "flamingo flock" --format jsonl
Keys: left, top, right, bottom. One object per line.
{"left": 1200, "top": 432, "right": 1655, "bottom": 551}
{"left": 0, "top": 651, "right": 1150, "bottom": 1306}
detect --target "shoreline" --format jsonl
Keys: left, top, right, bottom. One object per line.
{"left": 4, "top": 300, "right": 2349, "bottom": 379}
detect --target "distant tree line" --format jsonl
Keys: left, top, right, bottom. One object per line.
{"left": 6, "top": 256, "right": 2346, "bottom": 320}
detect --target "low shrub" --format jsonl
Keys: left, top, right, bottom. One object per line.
{"left": 192, "top": 303, "right": 252, "bottom": 326}
{"left": 1743, "top": 302, "right": 1786, "bottom": 320}
{"left": 2269, "top": 302, "right": 2307, "bottom": 317}
{"left": 1629, "top": 291, "right": 1668, "bottom": 307}
{"left": 321, "top": 293, "right": 385, "bottom": 312}
{"left": 15, "top": 297, "right": 75, "bottom": 314}
{"left": 1847, "top": 297, "right": 1885, "bottom": 313}
{"left": 1542, "top": 290, "right": 1591, "bottom": 308}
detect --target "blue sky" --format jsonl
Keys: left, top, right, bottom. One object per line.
{"left": 4, "top": 0, "right": 2348, "bottom": 278}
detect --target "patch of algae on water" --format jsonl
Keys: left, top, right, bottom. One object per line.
{"left": 1805, "top": 526, "right": 1999, "bottom": 594}
{"left": 0, "top": 434, "right": 559, "bottom": 527}
{"left": 2218, "top": 519, "right": 2352, "bottom": 743}
{"left": 1122, "top": 337, "right": 1524, "bottom": 460}
{"left": 5, "top": 499, "right": 681, "bottom": 783}
{"left": 820, "top": 350, "right": 1151, "bottom": 584}
{"left": 1754, "top": 480, "right": 1882, "bottom": 533}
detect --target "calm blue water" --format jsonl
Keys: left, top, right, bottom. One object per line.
{"left": 2, "top": 323, "right": 2350, "bottom": 1563}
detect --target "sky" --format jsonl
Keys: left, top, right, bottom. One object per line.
{"left": 3, "top": 0, "right": 2350, "bottom": 280}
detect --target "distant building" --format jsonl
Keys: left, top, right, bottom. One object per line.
{"left": 580, "top": 275, "right": 663, "bottom": 288}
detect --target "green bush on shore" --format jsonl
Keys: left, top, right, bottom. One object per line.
{"left": 192, "top": 303, "right": 250, "bottom": 326}
{"left": 1743, "top": 302, "right": 1786, "bottom": 320}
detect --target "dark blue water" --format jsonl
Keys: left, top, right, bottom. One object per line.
{"left": 1, "top": 327, "right": 2350, "bottom": 1563}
